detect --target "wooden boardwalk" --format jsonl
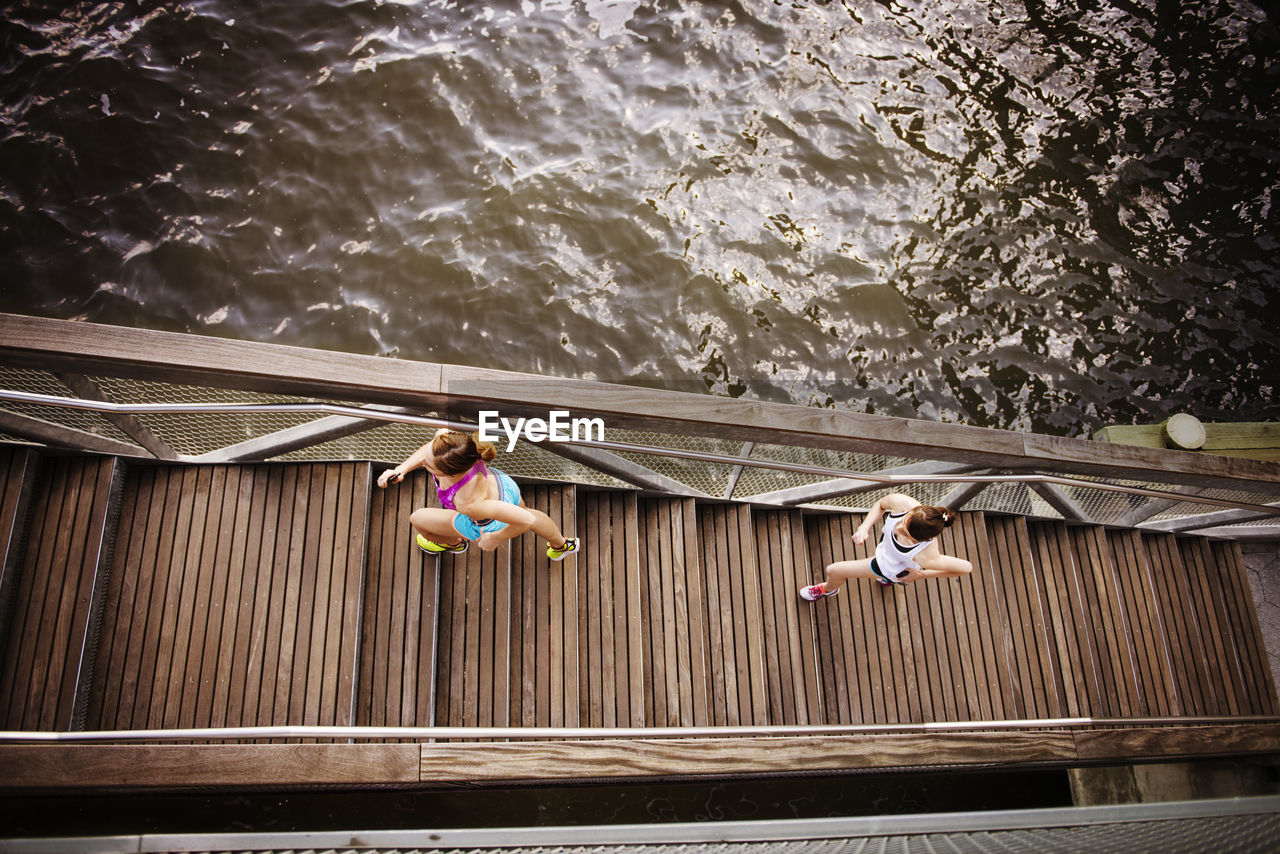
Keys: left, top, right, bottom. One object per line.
{"left": 0, "top": 447, "right": 1277, "bottom": 789}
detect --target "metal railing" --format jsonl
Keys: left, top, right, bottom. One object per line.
{"left": 2, "top": 388, "right": 1280, "bottom": 523}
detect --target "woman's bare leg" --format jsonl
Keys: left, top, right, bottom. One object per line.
{"left": 821, "top": 557, "right": 878, "bottom": 592}
{"left": 521, "top": 502, "right": 568, "bottom": 549}
{"left": 410, "top": 507, "right": 465, "bottom": 545}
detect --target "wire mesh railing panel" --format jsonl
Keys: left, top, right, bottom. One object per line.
{"left": 810, "top": 482, "right": 959, "bottom": 512}
{"left": 602, "top": 429, "right": 751, "bottom": 496}
{"left": 732, "top": 442, "right": 922, "bottom": 501}
{"left": 1144, "top": 487, "right": 1280, "bottom": 522}
{"left": 483, "top": 439, "right": 632, "bottom": 488}
{"left": 960, "top": 482, "right": 1046, "bottom": 518}
{"left": 89, "top": 376, "right": 329, "bottom": 456}
{"left": 0, "top": 368, "right": 1275, "bottom": 533}
{"left": 0, "top": 368, "right": 137, "bottom": 445}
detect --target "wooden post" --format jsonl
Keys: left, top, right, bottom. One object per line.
{"left": 1163, "top": 414, "right": 1206, "bottom": 451}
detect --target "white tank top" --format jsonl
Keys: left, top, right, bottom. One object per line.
{"left": 873, "top": 511, "right": 933, "bottom": 583}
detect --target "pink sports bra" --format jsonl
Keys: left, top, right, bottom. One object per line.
{"left": 434, "top": 460, "right": 488, "bottom": 511}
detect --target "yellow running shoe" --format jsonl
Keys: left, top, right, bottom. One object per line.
{"left": 417, "top": 533, "right": 468, "bottom": 555}
{"left": 546, "top": 537, "right": 580, "bottom": 561}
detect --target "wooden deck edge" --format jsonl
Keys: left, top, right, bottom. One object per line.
{"left": 1073, "top": 724, "right": 1280, "bottom": 762}
{"left": 4, "top": 725, "right": 1280, "bottom": 791}
{"left": 418, "top": 733, "right": 1076, "bottom": 783}
{"left": 0, "top": 743, "right": 422, "bottom": 790}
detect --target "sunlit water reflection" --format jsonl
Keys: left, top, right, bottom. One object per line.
{"left": 2, "top": 0, "right": 1276, "bottom": 434}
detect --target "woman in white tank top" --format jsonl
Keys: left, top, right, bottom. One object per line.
{"left": 800, "top": 492, "right": 973, "bottom": 601}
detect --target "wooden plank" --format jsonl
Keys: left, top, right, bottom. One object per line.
{"left": 801, "top": 515, "right": 841, "bottom": 722}
{"left": 334, "top": 464, "right": 365, "bottom": 726}
{"left": 752, "top": 511, "right": 784, "bottom": 724}
{"left": 756, "top": 510, "right": 790, "bottom": 723}
{"left": 288, "top": 465, "right": 325, "bottom": 731}
{"left": 81, "top": 462, "right": 368, "bottom": 735}
{"left": 560, "top": 488, "right": 580, "bottom": 728}
{"left": 1074, "top": 724, "right": 1280, "bottom": 762}
{"left": 986, "top": 516, "right": 1028, "bottom": 719}
{"left": 699, "top": 505, "right": 730, "bottom": 726}
{"left": 579, "top": 493, "right": 603, "bottom": 727}
{"left": 157, "top": 465, "right": 204, "bottom": 728}
{"left": 781, "top": 510, "right": 824, "bottom": 724}
{"left": 1027, "top": 521, "right": 1086, "bottom": 717}
{"left": 1178, "top": 536, "right": 1244, "bottom": 716}
{"left": 731, "top": 504, "right": 767, "bottom": 725}
{"left": 179, "top": 465, "right": 229, "bottom": 728}
{"left": 225, "top": 465, "right": 272, "bottom": 728}
{"left": 258, "top": 465, "right": 297, "bottom": 727}
{"left": 845, "top": 511, "right": 885, "bottom": 723}
{"left": 6, "top": 313, "right": 1277, "bottom": 490}
{"left": 1143, "top": 533, "right": 1210, "bottom": 716}
{"left": 0, "top": 457, "right": 118, "bottom": 730}
{"left": 1213, "top": 541, "right": 1279, "bottom": 713}
{"left": 1111, "top": 530, "right": 1177, "bottom": 716}
{"left": 0, "top": 744, "right": 421, "bottom": 789}
{"left": 0, "top": 446, "right": 38, "bottom": 653}
{"left": 86, "top": 464, "right": 146, "bottom": 728}
{"left": 24, "top": 459, "right": 77, "bottom": 729}
{"left": 677, "top": 499, "right": 709, "bottom": 728}
{"left": 1070, "top": 526, "right": 1136, "bottom": 717}
{"left": 304, "top": 464, "right": 340, "bottom": 729}
{"left": 417, "top": 732, "right": 1078, "bottom": 783}
{"left": 964, "top": 514, "right": 1016, "bottom": 720}
{"left": 991, "top": 517, "right": 1043, "bottom": 719}
{"left": 60, "top": 457, "right": 119, "bottom": 729}
{"left": 436, "top": 487, "right": 466, "bottom": 729}
{"left": 207, "top": 467, "right": 254, "bottom": 727}
{"left": 135, "top": 468, "right": 186, "bottom": 729}
{"left": 244, "top": 466, "right": 286, "bottom": 728}
{"left": 937, "top": 516, "right": 984, "bottom": 721}
{"left": 950, "top": 514, "right": 998, "bottom": 720}
{"left": 621, "top": 493, "right": 644, "bottom": 727}
{"left": 639, "top": 500, "right": 667, "bottom": 725}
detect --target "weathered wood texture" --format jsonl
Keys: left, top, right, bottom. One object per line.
{"left": 802, "top": 511, "right": 1006, "bottom": 724}
{"left": 698, "top": 503, "right": 768, "bottom": 727}
{"left": 434, "top": 514, "right": 512, "bottom": 731}
{"left": 753, "top": 509, "right": 823, "bottom": 725}
{"left": 576, "top": 491, "right": 643, "bottom": 728}
{"left": 0, "top": 446, "right": 39, "bottom": 649}
{"left": 7, "top": 723, "right": 1280, "bottom": 790}
{"left": 357, "top": 470, "right": 439, "bottom": 731}
{"left": 0, "top": 448, "right": 1276, "bottom": 791}
{"left": 418, "top": 732, "right": 1078, "bottom": 783}
{"left": 84, "top": 462, "right": 371, "bottom": 731}
{"left": 0, "top": 455, "right": 119, "bottom": 730}
{"left": 4, "top": 313, "right": 1278, "bottom": 489}
{"left": 509, "top": 484, "right": 578, "bottom": 727}
{"left": 0, "top": 743, "right": 421, "bottom": 789}
{"left": 1096, "top": 422, "right": 1280, "bottom": 461}
{"left": 799, "top": 512, "right": 1276, "bottom": 725}
{"left": 637, "top": 497, "right": 710, "bottom": 727}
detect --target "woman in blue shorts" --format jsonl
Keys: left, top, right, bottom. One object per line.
{"left": 800, "top": 492, "right": 971, "bottom": 601}
{"left": 377, "top": 428, "right": 580, "bottom": 559}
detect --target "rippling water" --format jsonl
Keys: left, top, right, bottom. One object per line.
{"left": 2, "top": 0, "right": 1276, "bottom": 435}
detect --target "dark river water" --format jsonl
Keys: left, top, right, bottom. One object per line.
{"left": 1, "top": 0, "right": 1277, "bottom": 435}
